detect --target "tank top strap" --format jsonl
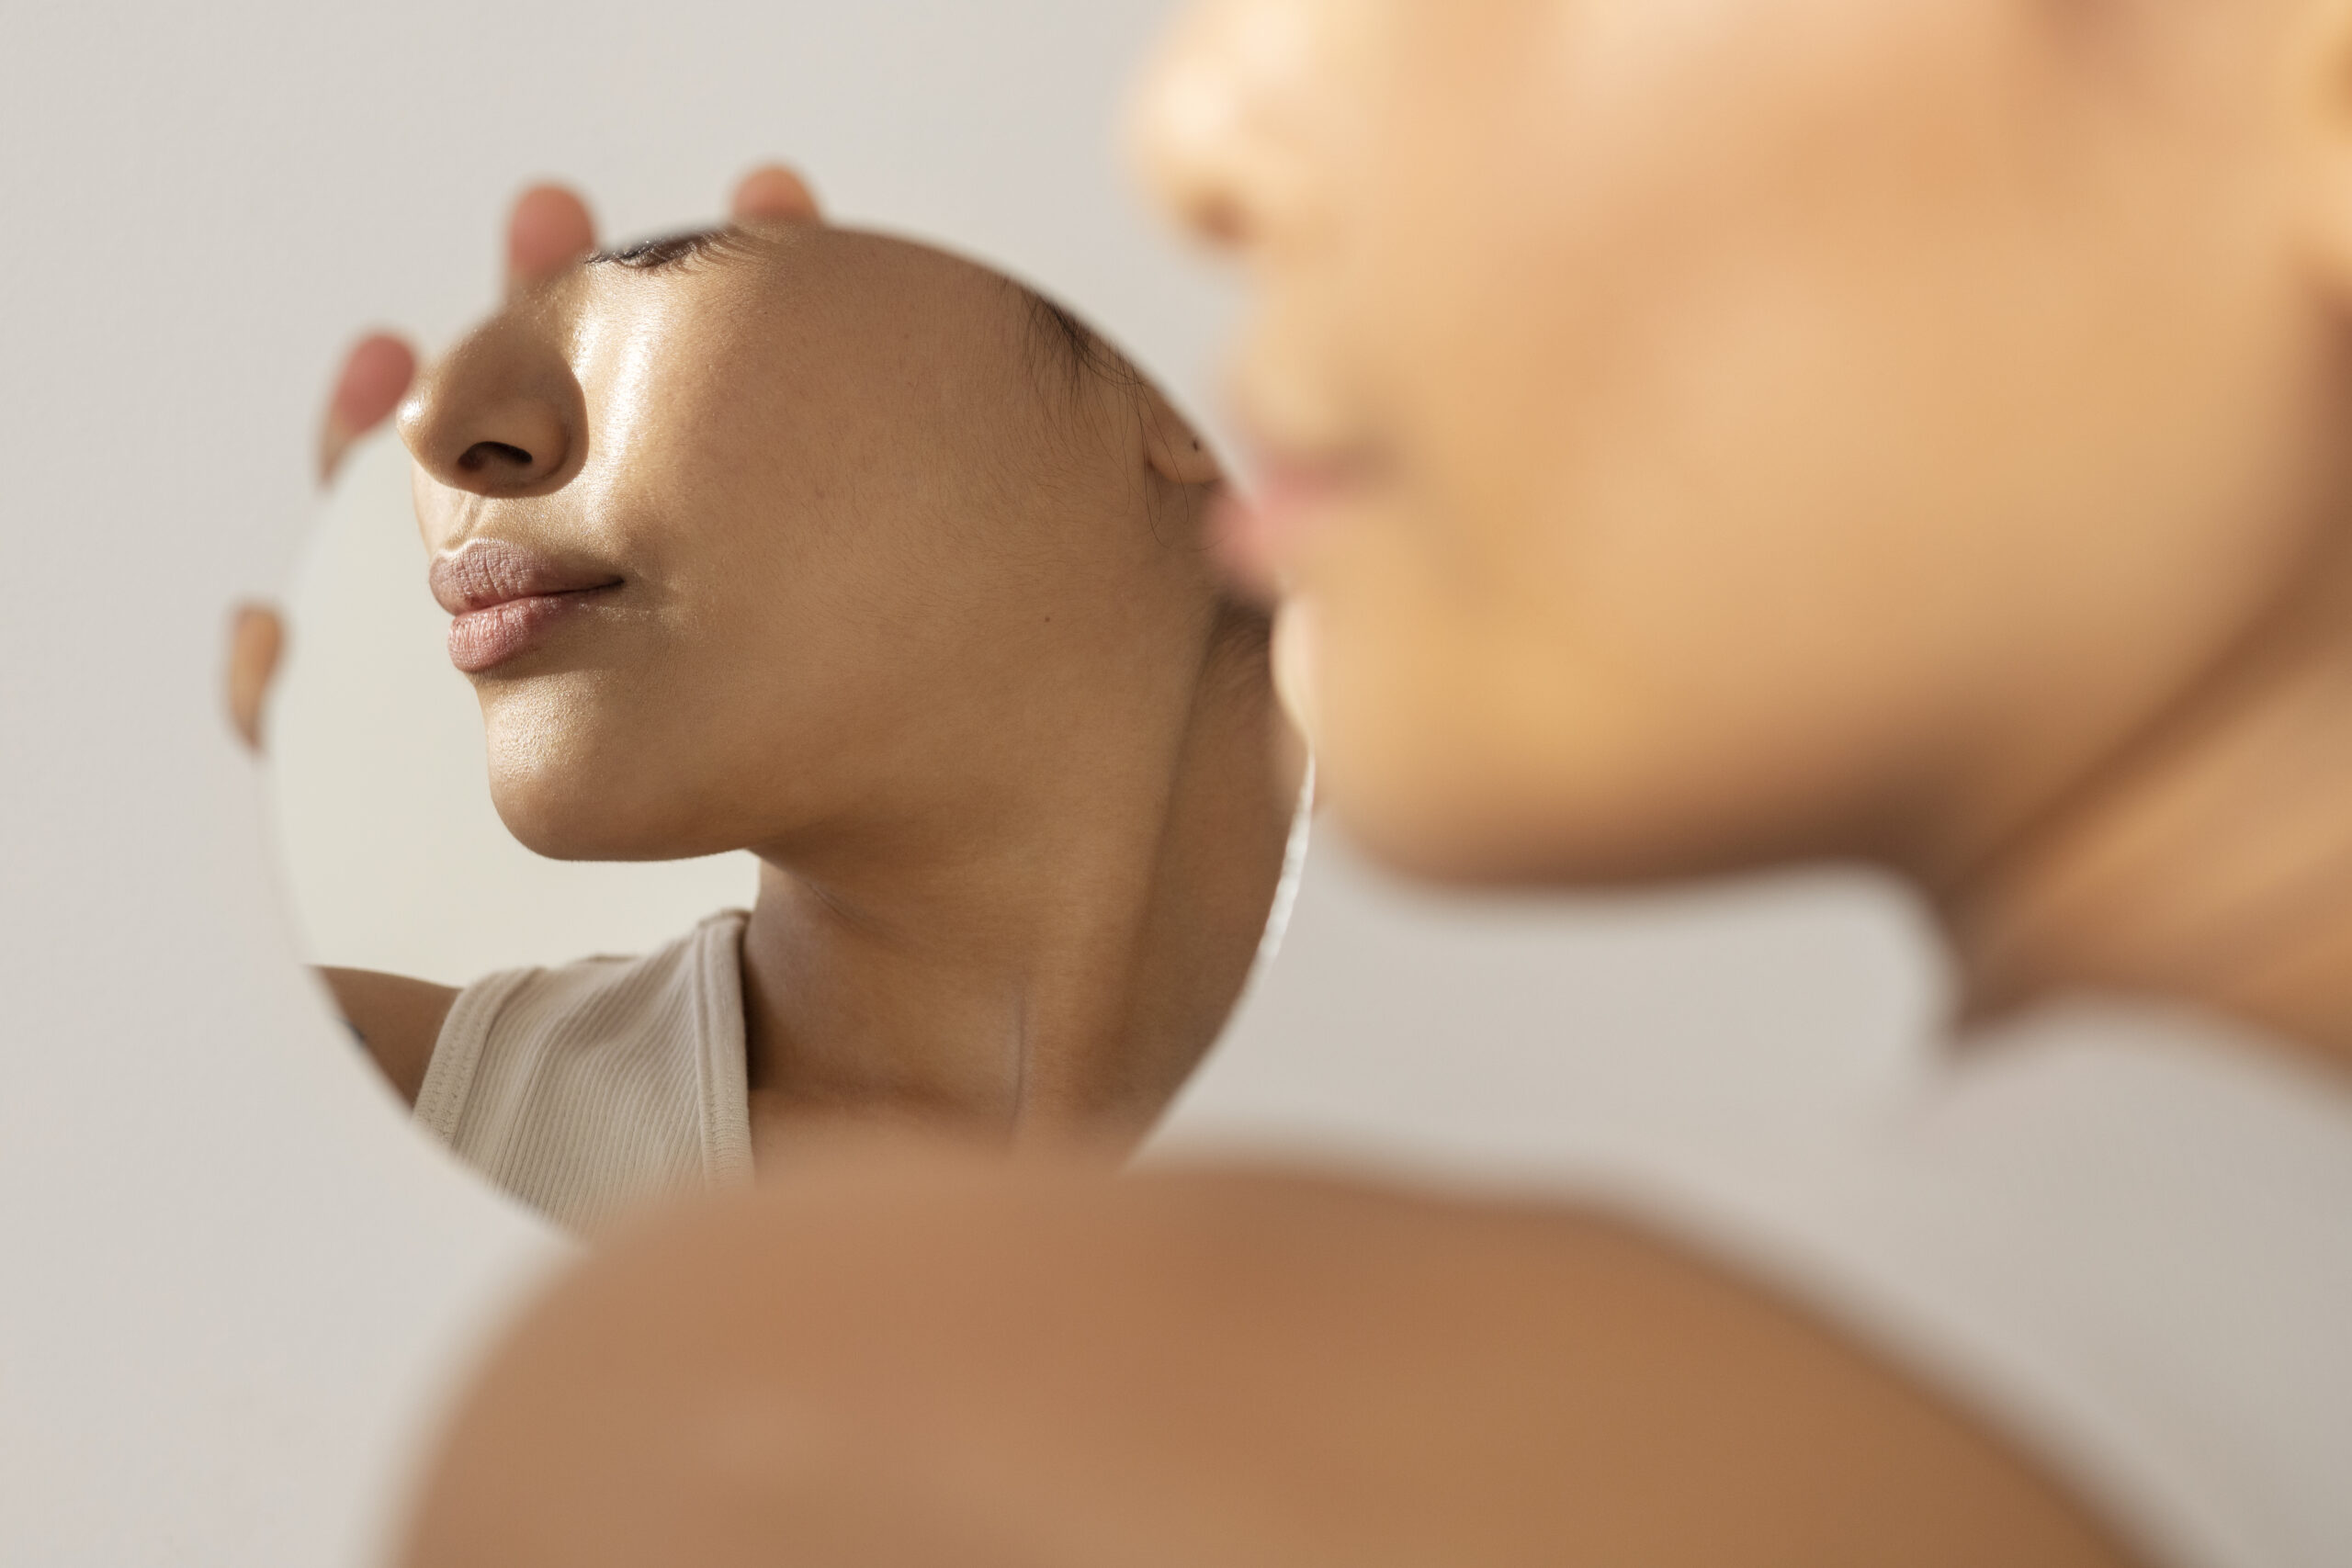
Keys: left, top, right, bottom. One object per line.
{"left": 414, "top": 910, "right": 753, "bottom": 1232}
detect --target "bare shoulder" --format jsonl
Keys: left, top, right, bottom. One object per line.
{"left": 318, "top": 967, "right": 459, "bottom": 1108}
{"left": 399, "top": 1158, "right": 2140, "bottom": 1568}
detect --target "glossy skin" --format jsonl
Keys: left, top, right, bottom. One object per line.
{"left": 247, "top": 173, "right": 1299, "bottom": 1157}
{"left": 397, "top": 4, "right": 2352, "bottom": 1560}
{"left": 405, "top": 226, "right": 1223, "bottom": 870}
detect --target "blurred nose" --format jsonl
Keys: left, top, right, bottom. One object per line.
{"left": 399, "top": 312, "right": 585, "bottom": 498}
{"left": 1129, "top": 0, "right": 1322, "bottom": 255}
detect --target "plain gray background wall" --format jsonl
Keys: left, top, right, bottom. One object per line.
{"left": 0, "top": 4, "right": 1942, "bottom": 1563}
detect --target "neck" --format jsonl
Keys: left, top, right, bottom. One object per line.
{"left": 1948, "top": 553, "right": 2352, "bottom": 1068}
{"left": 737, "top": 617, "right": 1300, "bottom": 1167}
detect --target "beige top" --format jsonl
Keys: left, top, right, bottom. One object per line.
{"left": 413, "top": 910, "right": 754, "bottom": 1233}
{"left": 1648, "top": 999, "right": 2352, "bottom": 1568}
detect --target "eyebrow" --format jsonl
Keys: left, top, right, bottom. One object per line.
{"left": 587, "top": 227, "right": 729, "bottom": 270}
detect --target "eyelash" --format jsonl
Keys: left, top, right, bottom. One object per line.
{"left": 593, "top": 228, "right": 731, "bottom": 271}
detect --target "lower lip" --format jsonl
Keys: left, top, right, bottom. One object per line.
{"left": 447, "top": 590, "right": 610, "bottom": 674}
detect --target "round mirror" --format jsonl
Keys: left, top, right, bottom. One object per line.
{"left": 267, "top": 218, "right": 1306, "bottom": 1234}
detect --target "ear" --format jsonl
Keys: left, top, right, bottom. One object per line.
{"left": 2290, "top": 0, "right": 2352, "bottom": 290}
{"left": 1137, "top": 383, "right": 1225, "bottom": 488}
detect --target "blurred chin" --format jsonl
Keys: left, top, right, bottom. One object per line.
{"left": 1320, "top": 660, "right": 1879, "bottom": 892}
{"left": 1317, "top": 738, "right": 1583, "bottom": 886}
{"left": 1298, "top": 598, "right": 1592, "bottom": 885}
{"left": 1322, "top": 738, "right": 1716, "bottom": 890}
{"left": 1310, "top": 635, "right": 1756, "bottom": 890}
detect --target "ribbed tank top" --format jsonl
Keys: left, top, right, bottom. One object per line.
{"left": 413, "top": 910, "right": 753, "bottom": 1233}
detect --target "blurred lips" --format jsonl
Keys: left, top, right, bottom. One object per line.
{"left": 429, "top": 540, "right": 623, "bottom": 674}
{"left": 1213, "top": 450, "right": 1376, "bottom": 598}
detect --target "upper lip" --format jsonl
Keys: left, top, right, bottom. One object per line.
{"left": 429, "top": 539, "right": 623, "bottom": 615}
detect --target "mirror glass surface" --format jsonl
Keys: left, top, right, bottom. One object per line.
{"left": 268, "top": 222, "right": 1302, "bottom": 1234}
{"left": 275, "top": 432, "right": 762, "bottom": 986}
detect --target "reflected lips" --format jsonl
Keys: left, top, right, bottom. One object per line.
{"left": 429, "top": 540, "right": 622, "bottom": 674}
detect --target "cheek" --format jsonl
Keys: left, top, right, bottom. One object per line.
{"left": 1317, "top": 263, "right": 1984, "bottom": 877}
{"left": 1305, "top": 0, "right": 2246, "bottom": 873}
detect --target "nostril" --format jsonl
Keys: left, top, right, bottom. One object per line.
{"left": 457, "top": 440, "right": 536, "bottom": 475}
{"left": 412, "top": 330, "right": 581, "bottom": 494}
{"left": 1191, "top": 192, "right": 1248, "bottom": 247}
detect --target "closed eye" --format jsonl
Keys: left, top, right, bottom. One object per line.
{"left": 588, "top": 227, "right": 735, "bottom": 271}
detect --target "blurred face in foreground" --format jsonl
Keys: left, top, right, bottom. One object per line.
{"left": 1134, "top": 0, "right": 2352, "bottom": 907}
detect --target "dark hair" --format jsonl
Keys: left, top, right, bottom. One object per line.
{"left": 588, "top": 226, "right": 736, "bottom": 270}
{"left": 1024, "top": 291, "right": 1145, "bottom": 396}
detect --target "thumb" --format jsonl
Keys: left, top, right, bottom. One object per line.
{"left": 226, "top": 603, "right": 285, "bottom": 753}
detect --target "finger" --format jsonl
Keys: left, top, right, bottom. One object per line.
{"left": 227, "top": 604, "right": 286, "bottom": 753}
{"left": 729, "top": 164, "right": 821, "bottom": 225}
{"left": 506, "top": 184, "right": 597, "bottom": 293}
{"left": 319, "top": 333, "right": 418, "bottom": 485}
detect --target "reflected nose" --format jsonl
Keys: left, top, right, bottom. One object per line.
{"left": 1129, "top": 0, "right": 1320, "bottom": 254}
{"left": 398, "top": 312, "right": 586, "bottom": 498}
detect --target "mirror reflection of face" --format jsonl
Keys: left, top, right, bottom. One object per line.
{"left": 401, "top": 227, "right": 1233, "bottom": 867}
{"left": 1136, "top": 1, "right": 2339, "bottom": 891}
{"left": 324, "top": 225, "right": 1302, "bottom": 1208}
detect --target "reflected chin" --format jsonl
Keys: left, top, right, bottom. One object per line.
{"left": 485, "top": 777, "right": 644, "bottom": 863}
{"left": 480, "top": 719, "right": 673, "bottom": 863}
{"left": 483, "top": 779, "right": 716, "bottom": 864}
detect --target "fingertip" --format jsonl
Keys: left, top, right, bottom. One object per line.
{"left": 227, "top": 603, "right": 287, "bottom": 753}
{"left": 507, "top": 184, "right": 597, "bottom": 285}
{"left": 321, "top": 333, "right": 415, "bottom": 483}
{"left": 729, "top": 164, "right": 821, "bottom": 225}
{"left": 334, "top": 333, "right": 416, "bottom": 429}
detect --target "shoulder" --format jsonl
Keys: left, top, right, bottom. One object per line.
{"left": 319, "top": 966, "right": 459, "bottom": 1108}
{"left": 401, "top": 1157, "right": 2138, "bottom": 1568}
